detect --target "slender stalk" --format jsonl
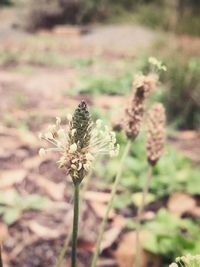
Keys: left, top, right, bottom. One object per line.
{"left": 55, "top": 228, "right": 72, "bottom": 267}
{"left": 54, "top": 171, "right": 92, "bottom": 267}
{"left": 71, "top": 181, "right": 80, "bottom": 267}
{"left": 135, "top": 166, "right": 153, "bottom": 267}
{"left": 91, "top": 141, "right": 131, "bottom": 267}
{"left": 0, "top": 245, "right": 3, "bottom": 267}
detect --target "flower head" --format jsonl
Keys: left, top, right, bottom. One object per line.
{"left": 146, "top": 103, "right": 166, "bottom": 166}
{"left": 169, "top": 254, "right": 200, "bottom": 267}
{"left": 39, "top": 101, "right": 119, "bottom": 183}
{"left": 133, "top": 73, "right": 159, "bottom": 100}
{"left": 148, "top": 57, "right": 167, "bottom": 72}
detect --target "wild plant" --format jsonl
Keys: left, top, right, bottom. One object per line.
{"left": 169, "top": 254, "right": 200, "bottom": 267}
{"left": 91, "top": 57, "right": 166, "bottom": 267}
{"left": 39, "top": 101, "right": 119, "bottom": 267}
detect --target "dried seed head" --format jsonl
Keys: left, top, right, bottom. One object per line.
{"left": 124, "top": 96, "right": 144, "bottom": 140}
{"left": 146, "top": 103, "right": 166, "bottom": 166}
{"left": 112, "top": 115, "right": 123, "bottom": 132}
{"left": 133, "top": 73, "right": 159, "bottom": 100}
{"left": 124, "top": 72, "right": 160, "bottom": 140}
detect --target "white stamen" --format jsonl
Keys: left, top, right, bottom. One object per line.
{"left": 45, "top": 132, "right": 53, "bottom": 140}
{"left": 56, "top": 117, "right": 61, "bottom": 125}
{"left": 69, "top": 143, "right": 77, "bottom": 153}
{"left": 86, "top": 153, "right": 95, "bottom": 161}
{"left": 67, "top": 113, "right": 72, "bottom": 121}
{"left": 58, "top": 129, "right": 66, "bottom": 139}
{"left": 71, "top": 129, "right": 76, "bottom": 136}
{"left": 39, "top": 148, "right": 46, "bottom": 157}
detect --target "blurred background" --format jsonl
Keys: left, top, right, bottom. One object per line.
{"left": 0, "top": 0, "right": 200, "bottom": 267}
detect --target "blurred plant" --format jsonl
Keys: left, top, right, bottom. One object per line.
{"left": 39, "top": 101, "right": 119, "bottom": 267}
{"left": 162, "top": 57, "right": 200, "bottom": 129}
{"left": 143, "top": 209, "right": 200, "bottom": 259}
{"left": 22, "top": 0, "right": 200, "bottom": 35}
{"left": 14, "top": 93, "right": 28, "bottom": 106}
{"left": 0, "top": 190, "right": 47, "bottom": 225}
{"left": 135, "top": 102, "right": 166, "bottom": 267}
{"left": 140, "top": 55, "right": 200, "bottom": 129}
{"left": 169, "top": 254, "right": 200, "bottom": 267}
{"left": 0, "top": 245, "right": 3, "bottom": 267}
{"left": 70, "top": 71, "right": 133, "bottom": 96}
{"left": 91, "top": 58, "right": 162, "bottom": 267}
{"left": 0, "top": 0, "right": 12, "bottom": 5}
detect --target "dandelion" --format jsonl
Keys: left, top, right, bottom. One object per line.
{"left": 39, "top": 100, "right": 119, "bottom": 183}
{"left": 39, "top": 101, "right": 119, "bottom": 267}
{"left": 170, "top": 254, "right": 200, "bottom": 267}
{"left": 146, "top": 103, "right": 166, "bottom": 166}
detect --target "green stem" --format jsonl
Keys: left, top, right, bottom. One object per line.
{"left": 0, "top": 245, "right": 3, "bottom": 267}
{"left": 54, "top": 171, "right": 92, "bottom": 267}
{"left": 91, "top": 141, "right": 131, "bottom": 267}
{"left": 135, "top": 166, "right": 152, "bottom": 267}
{"left": 55, "top": 229, "right": 72, "bottom": 267}
{"left": 71, "top": 181, "right": 80, "bottom": 267}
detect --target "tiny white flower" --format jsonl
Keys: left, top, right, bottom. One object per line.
{"left": 38, "top": 133, "right": 43, "bottom": 140}
{"left": 69, "top": 143, "right": 77, "bottom": 153}
{"left": 39, "top": 148, "right": 46, "bottom": 157}
{"left": 172, "top": 254, "right": 200, "bottom": 267}
{"left": 58, "top": 129, "right": 66, "bottom": 139}
{"left": 71, "top": 129, "right": 76, "bottom": 136}
{"left": 78, "top": 163, "right": 82, "bottom": 171}
{"left": 67, "top": 113, "right": 72, "bottom": 121}
{"left": 83, "top": 163, "right": 91, "bottom": 171}
{"left": 71, "top": 164, "right": 77, "bottom": 170}
{"left": 48, "top": 124, "right": 57, "bottom": 133}
{"left": 169, "top": 263, "right": 178, "bottom": 267}
{"left": 45, "top": 132, "right": 53, "bottom": 140}
{"left": 86, "top": 153, "right": 95, "bottom": 162}
{"left": 56, "top": 117, "right": 61, "bottom": 125}
{"left": 96, "top": 119, "right": 102, "bottom": 128}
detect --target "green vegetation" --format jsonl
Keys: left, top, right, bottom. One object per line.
{"left": 144, "top": 209, "right": 200, "bottom": 260}
{"left": 93, "top": 116, "right": 200, "bottom": 263}
{"left": 162, "top": 57, "right": 200, "bottom": 129}
{"left": 70, "top": 72, "right": 133, "bottom": 96}
{"left": 0, "top": 190, "right": 47, "bottom": 225}
{"left": 22, "top": 0, "right": 200, "bottom": 36}
{"left": 0, "top": 0, "right": 12, "bottom": 5}
{"left": 96, "top": 131, "right": 200, "bottom": 198}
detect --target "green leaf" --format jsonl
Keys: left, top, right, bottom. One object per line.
{"left": 143, "top": 232, "right": 159, "bottom": 254}
{"left": 3, "top": 208, "right": 21, "bottom": 225}
{"left": 132, "top": 192, "right": 156, "bottom": 207}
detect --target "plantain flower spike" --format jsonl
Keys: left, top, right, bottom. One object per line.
{"left": 146, "top": 103, "right": 166, "bottom": 166}
{"left": 39, "top": 101, "right": 119, "bottom": 183}
{"left": 169, "top": 254, "right": 200, "bottom": 267}
{"left": 124, "top": 71, "right": 159, "bottom": 140}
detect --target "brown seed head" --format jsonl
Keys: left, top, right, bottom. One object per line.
{"left": 124, "top": 73, "right": 159, "bottom": 140}
{"left": 133, "top": 73, "right": 159, "bottom": 100}
{"left": 124, "top": 95, "right": 144, "bottom": 140}
{"left": 146, "top": 103, "right": 166, "bottom": 166}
